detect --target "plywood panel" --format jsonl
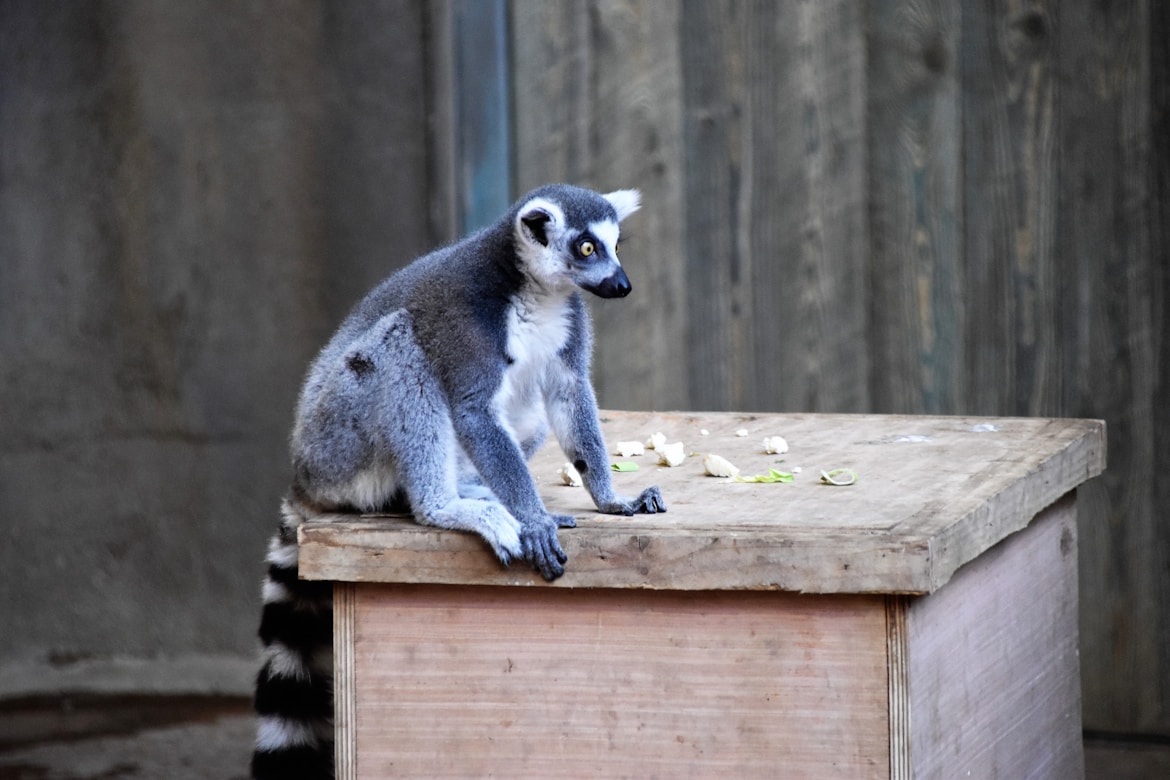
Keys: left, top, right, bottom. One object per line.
{"left": 334, "top": 583, "right": 357, "bottom": 780}
{"left": 346, "top": 586, "right": 890, "bottom": 778}
{"left": 904, "top": 494, "right": 1083, "bottom": 777}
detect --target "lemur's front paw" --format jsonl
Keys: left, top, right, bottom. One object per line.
{"left": 552, "top": 513, "right": 577, "bottom": 529}
{"left": 521, "top": 517, "right": 568, "bottom": 581}
{"left": 598, "top": 486, "right": 667, "bottom": 516}
{"left": 631, "top": 486, "right": 666, "bottom": 514}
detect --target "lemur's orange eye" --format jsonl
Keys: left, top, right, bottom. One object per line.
{"left": 579, "top": 240, "right": 596, "bottom": 257}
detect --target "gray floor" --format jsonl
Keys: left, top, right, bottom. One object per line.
{"left": 0, "top": 697, "right": 252, "bottom": 780}
{"left": 0, "top": 696, "right": 1166, "bottom": 779}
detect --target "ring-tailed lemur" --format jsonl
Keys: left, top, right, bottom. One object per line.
{"left": 251, "top": 184, "right": 666, "bottom": 779}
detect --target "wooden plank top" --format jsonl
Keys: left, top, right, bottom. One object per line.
{"left": 298, "top": 411, "right": 1105, "bottom": 594}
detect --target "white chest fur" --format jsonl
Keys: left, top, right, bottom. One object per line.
{"left": 494, "top": 292, "right": 572, "bottom": 443}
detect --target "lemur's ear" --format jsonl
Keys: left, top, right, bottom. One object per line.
{"left": 519, "top": 200, "right": 559, "bottom": 246}
{"left": 603, "top": 189, "right": 641, "bottom": 222}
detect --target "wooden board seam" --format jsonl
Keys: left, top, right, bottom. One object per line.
{"left": 886, "top": 595, "right": 911, "bottom": 779}
{"left": 334, "top": 583, "right": 357, "bottom": 780}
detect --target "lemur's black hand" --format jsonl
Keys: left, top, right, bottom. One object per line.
{"left": 521, "top": 516, "right": 568, "bottom": 581}
{"left": 596, "top": 486, "right": 666, "bottom": 516}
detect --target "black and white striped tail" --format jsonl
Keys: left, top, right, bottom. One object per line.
{"left": 251, "top": 497, "right": 335, "bottom": 779}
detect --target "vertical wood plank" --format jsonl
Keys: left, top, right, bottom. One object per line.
{"left": 510, "top": 0, "right": 690, "bottom": 412}
{"left": 585, "top": 0, "right": 689, "bottom": 413}
{"left": 679, "top": 0, "right": 742, "bottom": 410}
{"left": 866, "top": 0, "right": 963, "bottom": 414}
{"left": 760, "top": 1, "right": 869, "bottom": 414}
{"left": 960, "top": 0, "right": 1059, "bottom": 417}
{"left": 423, "top": 0, "right": 458, "bottom": 245}
{"left": 1152, "top": 0, "right": 1170, "bottom": 736}
{"left": 510, "top": 0, "right": 593, "bottom": 187}
{"left": 1054, "top": 0, "right": 1164, "bottom": 733}
{"left": 451, "top": 0, "right": 511, "bottom": 233}
{"left": 681, "top": 0, "right": 869, "bottom": 413}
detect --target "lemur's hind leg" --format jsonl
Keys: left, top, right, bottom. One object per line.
{"left": 358, "top": 310, "right": 523, "bottom": 564}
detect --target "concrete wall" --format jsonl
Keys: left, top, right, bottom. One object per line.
{"left": 0, "top": 1, "right": 440, "bottom": 694}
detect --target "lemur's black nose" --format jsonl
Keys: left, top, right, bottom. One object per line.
{"left": 587, "top": 269, "right": 632, "bottom": 299}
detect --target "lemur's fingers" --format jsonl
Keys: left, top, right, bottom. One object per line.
{"left": 595, "top": 487, "right": 667, "bottom": 517}
{"left": 634, "top": 486, "right": 666, "bottom": 514}
{"left": 553, "top": 513, "right": 577, "bottom": 529}
{"left": 522, "top": 520, "right": 567, "bottom": 581}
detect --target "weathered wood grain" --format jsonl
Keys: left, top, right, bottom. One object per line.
{"left": 867, "top": 0, "right": 962, "bottom": 414}
{"left": 1153, "top": 0, "right": 1170, "bottom": 738}
{"left": 510, "top": 0, "right": 689, "bottom": 412}
{"left": 761, "top": 1, "right": 870, "bottom": 414}
{"left": 299, "top": 411, "right": 1104, "bottom": 594}
{"left": 343, "top": 585, "right": 891, "bottom": 779}
{"left": 678, "top": 0, "right": 742, "bottom": 411}
{"left": 902, "top": 494, "right": 1083, "bottom": 777}
{"left": 679, "top": 1, "right": 869, "bottom": 413}
{"left": 960, "top": 1, "right": 1060, "bottom": 417}
{"left": 509, "top": 0, "right": 593, "bottom": 187}
{"left": 1053, "top": 0, "right": 1165, "bottom": 735}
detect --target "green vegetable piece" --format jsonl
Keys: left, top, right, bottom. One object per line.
{"left": 820, "top": 468, "right": 858, "bottom": 486}
{"left": 611, "top": 461, "right": 639, "bottom": 472}
{"left": 732, "top": 468, "right": 795, "bottom": 484}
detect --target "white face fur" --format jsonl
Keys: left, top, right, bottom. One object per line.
{"left": 515, "top": 190, "right": 640, "bottom": 293}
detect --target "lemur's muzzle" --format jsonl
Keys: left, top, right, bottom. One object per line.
{"left": 584, "top": 267, "right": 632, "bottom": 299}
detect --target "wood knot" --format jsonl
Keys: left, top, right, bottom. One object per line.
{"left": 921, "top": 36, "right": 949, "bottom": 74}
{"left": 1017, "top": 11, "right": 1047, "bottom": 39}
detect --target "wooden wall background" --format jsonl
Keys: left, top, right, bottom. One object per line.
{"left": 0, "top": 0, "right": 1165, "bottom": 743}
{"left": 509, "top": 0, "right": 1169, "bottom": 738}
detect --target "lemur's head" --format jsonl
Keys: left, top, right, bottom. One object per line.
{"left": 514, "top": 184, "right": 641, "bottom": 299}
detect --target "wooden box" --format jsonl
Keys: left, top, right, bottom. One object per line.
{"left": 299, "top": 412, "right": 1105, "bottom": 779}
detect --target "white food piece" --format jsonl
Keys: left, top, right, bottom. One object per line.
{"left": 792, "top": 466, "right": 802, "bottom": 474}
{"left": 656, "top": 441, "right": 687, "bottom": 467}
{"left": 644, "top": 432, "right": 667, "bottom": 450}
{"left": 614, "top": 440, "right": 645, "bottom": 458}
{"left": 702, "top": 453, "right": 740, "bottom": 478}
{"left": 735, "top": 428, "right": 749, "bottom": 437}
{"left": 762, "top": 435, "right": 789, "bottom": 455}
{"left": 700, "top": 429, "right": 710, "bottom": 436}
{"left": 557, "top": 462, "right": 583, "bottom": 487}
